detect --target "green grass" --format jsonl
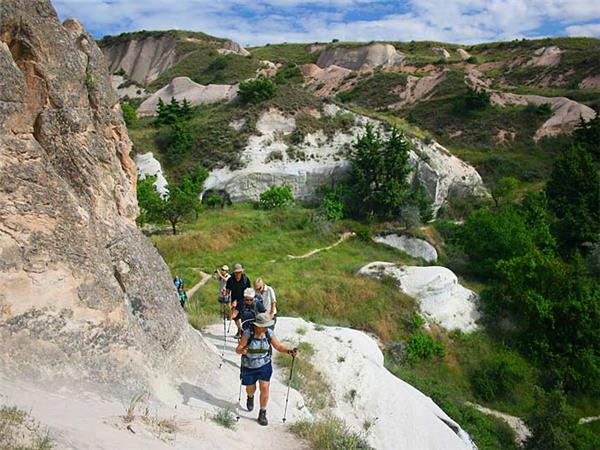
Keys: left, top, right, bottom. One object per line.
{"left": 153, "top": 204, "right": 419, "bottom": 342}
{"left": 250, "top": 43, "right": 319, "bottom": 65}
{"left": 337, "top": 72, "right": 408, "bottom": 109}
{"left": 275, "top": 341, "right": 334, "bottom": 411}
{"left": 291, "top": 415, "right": 373, "bottom": 450}
{"left": 212, "top": 408, "right": 237, "bottom": 430}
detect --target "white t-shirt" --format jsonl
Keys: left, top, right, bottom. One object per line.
{"left": 259, "top": 284, "right": 277, "bottom": 314}
{"left": 214, "top": 272, "right": 231, "bottom": 295}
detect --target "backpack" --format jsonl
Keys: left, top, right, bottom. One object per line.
{"left": 246, "top": 328, "right": 273, "bottom": 357}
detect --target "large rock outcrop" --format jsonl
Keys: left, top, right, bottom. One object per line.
{"left": 0, "top": 0, "right": 216, "bottom": 398}
{"left": 317, "top": 42, "right": 404, "bottom": 70}
{"left": 138, "top": 76, "right": 238, "bottom": 116}
{"left": 101, "top": 34, "right": 178, "bottom": 84}
{"left": 203, "top": 105, "right": 488, "bottom": 214}
{"left": 359, "top": 263, "right": 481, "bottom": 332}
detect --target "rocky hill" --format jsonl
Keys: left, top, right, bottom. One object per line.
{"left": 101, "top": 30, "right": 599, "bottom": 201}
{"left": 0, "top": 0, "right": 215, "bottom": 398}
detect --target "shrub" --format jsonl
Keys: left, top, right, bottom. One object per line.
{"left": 238, "top": 78, "right": 277, "bottom": 103}
{"left": 466, "top": 56, "right": 479, "bottom": 64}
{"left": 470, "top": 353, "right": 526, "bottom": 402}
{"left": 259, "top": 185, "right": 294, "bottom": 209}
{"left": 291, "top": 415, "right": 373, "bottom": 450}
{"left": 275, "top": 63, "right": 304, "bottom": 84}
{"left": 460, "top": 88, "right": 490, "bottom": 111}
{"left": 406, "top": 332, "right": 445, "bottom": 363}
{"left": 212, "top": 408, "right": 237, "bottom": 430}
{"left": 121, "top": 101, "right": 137, "bottom": 127}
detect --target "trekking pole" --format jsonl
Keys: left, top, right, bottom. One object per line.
{"left": 282, "top": 354, "right": 297, "bottom": 423}
{"left": 235, "top": 377, "right": 243, "bottom": 421}
{"left": 219, "top": 313, "right": 226, "bottom": 368}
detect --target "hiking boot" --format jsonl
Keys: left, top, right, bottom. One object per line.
{"left": 246, "top": 395, "right": 254, "bottom": 412}
{"left": 258, "top": 409, "right": 268, "bottom": 426}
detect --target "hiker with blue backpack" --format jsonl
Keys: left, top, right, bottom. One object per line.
{"left": 173, "top": 274, "right": 187, "bottom": 308}
{"left": 236, "top": 312, "right": 299, "bottom": 426}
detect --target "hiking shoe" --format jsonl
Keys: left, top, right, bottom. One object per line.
{"left": 258, "top": 409, "right": 268, "bottom": 426}
{"left": 246, "top": 395, "right": 254, "bottom": 412}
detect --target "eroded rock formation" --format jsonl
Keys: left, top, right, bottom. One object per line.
{"left": 0, "top": 0, "right": 215, "bottom": 397}
{"left": 317, "top": 42, "right": 404, "bottom": 70}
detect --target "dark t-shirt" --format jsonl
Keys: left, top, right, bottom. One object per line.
{"left": 239, "top": 298, "right": 266, "bottom": 330}
{"left": 226, "top": 273, "right": 251, "bottom": 302}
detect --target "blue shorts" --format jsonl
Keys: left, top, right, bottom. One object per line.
{"left": 241, "top": 362, "right": 273, "bottom": 385}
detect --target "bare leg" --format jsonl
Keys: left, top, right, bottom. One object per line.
{"left": 246, "top": 384, "right": 256, "bottom": 397}
{"left": 258, "top": 380, "right": 270, "bottom": 409}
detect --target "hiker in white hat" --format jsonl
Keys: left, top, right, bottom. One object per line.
{"left": 236, "top": 313, "right": 299, "bottom": 426}
{"left": 214, "top": 264, "right": 231, "bottom": 316}
{"left": 254, "top": 277, "right": 277, "bottom": 329}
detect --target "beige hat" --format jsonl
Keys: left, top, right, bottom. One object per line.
{"left": 234, "top": 263, "right": 244, "bottom": 273}
{"left": 221, "top": 265, "right": 229, "bottom": 272}
{"left": 253, "top": 312, "right": 275, "bottom": 328}
{"left": 243, "top": 288, "right": 256, "bottom": 298}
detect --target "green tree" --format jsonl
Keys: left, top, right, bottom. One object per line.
{"left": 348, "top": 124, "right": 412, "bottom": 220}
{"left": 180, "top": 98, "right": 195, "bottom": 120}
{"left": 573, "top": 115, "right": 600, "bottom": 160}
{"left": 121, "top": 102, "right": 137, "bottom": 127}
{"left": 163, "top": 186, "right": 200, "bottom": 235}
{"left": 136, "top": 175, "right": 164, "bottom": 226}
{"left": 164, "top": 120, "right": 193, "bottom": 166}
{"left": 546, "top": 146, "right": 600, "bottom": 256}
{"left": 238, "top": 79, "right": 277, "bottom": 103}
{"left": 491, "top": 176, "right": 519, "bottom": 208}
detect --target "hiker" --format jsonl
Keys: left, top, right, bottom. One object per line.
{"left": 254, "top": 278, "right": 277, "bottom": 329}
{"left": 173, "top": 274, "right": 186, "bottom": 308}
{"left": 225, "top": 263, "right": 251, "bottom": 337}
{"left": 214, "top": 265, "right": 231, "bottom": 316}
{"left": 236, "top": 313, "right": 299, "bottom": 426}
{"left": 236, "top": 288, "right": 266, "bottom": 332}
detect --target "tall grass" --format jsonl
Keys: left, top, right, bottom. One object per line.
{"left": 291, "top": 415, "right": 373, "bottom": 450}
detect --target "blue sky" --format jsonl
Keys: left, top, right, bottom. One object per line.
{"left": 53, "top": 0, "right": 600, "bottom": 46}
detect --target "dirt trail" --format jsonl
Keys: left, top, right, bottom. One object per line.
{"left": 187, "top": 270, "right": 211, "bottom": 298}
{"left": 287, "top": 232, "right": 355, "bottom": 260}
{"left": 466, "top": 402, "right": 531, "bottom": 445}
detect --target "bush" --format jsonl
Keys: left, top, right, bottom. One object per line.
{"left": 275, "top": 63, "right": 304, "bottom": 85}
{"left": 212, "top": 408, "right": 237, "bottom": 430}
{"left": 238, "top": 78, "right": 277, "bottom": 103}
{"left": 259, "top": 185, "right": 294, "bottom": 209}
{"left": 406, "top": 332, "right": 445, "bottom": 363}
{"left": 459, "top": 88, "right": 490, "bottom": 111}
{"left": 470, "top": 353, "right": 526, "bottom": 402}
{"left": 291, "top": 415, "right": 373, "bottom": 450}
{"left": 121, "top": 101, "right": 137, "bottom": 127}
{"left": 466, "top": 56, "right": 479, "bottom": 64}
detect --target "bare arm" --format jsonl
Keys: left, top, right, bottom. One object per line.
{"left": 236, "top": 334, "right": 249, "bottom": 355}
{"left": 270, "top": 336, "right": 299, "bottom": 357}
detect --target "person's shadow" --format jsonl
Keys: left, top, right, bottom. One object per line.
{"left": 178, "top": 382, "right": 238, "bottom": 410}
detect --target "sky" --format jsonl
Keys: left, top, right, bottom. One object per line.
{"left": 53, "top": 0, "right": 600, "bottom": 47}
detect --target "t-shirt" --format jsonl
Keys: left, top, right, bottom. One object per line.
{"left": 214, "top": 272, "right": 231, "bottom": 295}
{"left": 241, "top": 328, "right": 274, "bottom": 369}
{"left": 257, "top": 284, "right": 277, "bottom": 314}
{"left": 239, "top": 298, "right": 266, "bottom": 330}
{"left": 226, "top": 273, "right": 251, "bottom": 302}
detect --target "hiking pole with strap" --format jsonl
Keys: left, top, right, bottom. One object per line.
{"left": 282, "top": 353, "right": 297, "bottom": 423}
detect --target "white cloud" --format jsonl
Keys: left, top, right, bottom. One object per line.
{"left": 52, "top": 0, "right": 600, "bottom": 45}
{"left": 566, "top": 23, "right": 600, "bottom": 37}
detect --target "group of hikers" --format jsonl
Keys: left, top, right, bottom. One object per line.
{"left": 174, "top": 263, "right": 299, "bottom": 427}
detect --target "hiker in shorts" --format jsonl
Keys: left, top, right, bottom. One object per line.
{"left": 214, "top": 265, "right": 231, "bottom": 317}
{"left": 173, "top": 274, "right": 186, "bottom": 308}
{"left": 236, "top": 313, "right": 299, "bottom": 426}
{"left": 237, "top": 288, "right": 266, "bottom": 332}
{"left": 254, "top": 278, "right": 277, "bottom": 330}
{"left": 226, "top": 263, "right": 251, "bottom": 337}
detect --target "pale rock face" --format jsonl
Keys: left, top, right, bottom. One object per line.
{"left": 374, "top": 234, "right": 438, "bottom": 262}
{"left": 432, "top": 47, "right": 451, "bottom": 59}
{"left": 465, "top": 69, "right": 596, "bottom": 140}
{"left": 137, "top": 77, "right": 238, "bottom": 116}
{"left": 579, "top": 74, "right": 600, "bottom": 89}
{"left": 273, "top": 318, "right": 477, "bottom": 450}
{"left": 135, "top": 152, "right": 169, "bottom": 197}
{"left": 110, "top": 74, "right": 148, "bottom": 99}
{"left": 0, "top": 0, "right": 216, "bottom": 398}
{"left": 457, "top": 48, "right": 472, "bottom": 60}
{"left": 359, "top": 263, "right": 481, "bottom": 332}
{"left": 527, "top": 46, "right": 563, "bottom": 67}
{"left": 317, "top": 43, "right": 405, "bottom": 70}
{"left": 205, "top": 105, "right": 489, "bottom": 214}
{"left": 101, "top": 35, "right": 178, "bottom": 84}
{"left": 218, "top": 39, "right": 250, "bottom": 56}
